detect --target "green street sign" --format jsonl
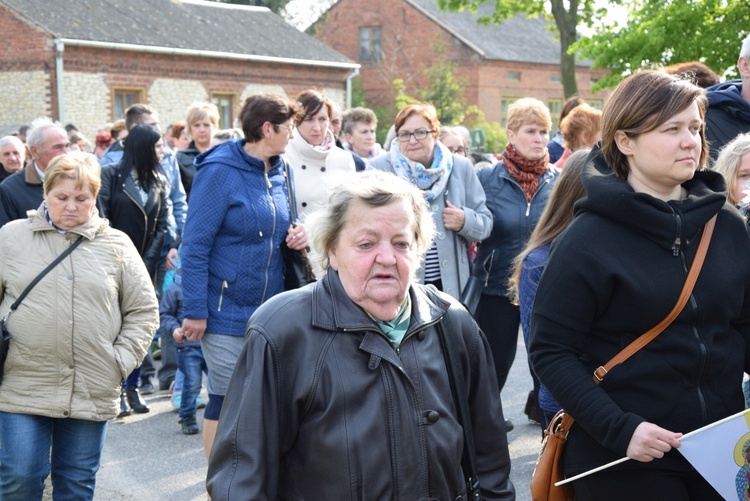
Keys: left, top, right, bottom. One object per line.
{"left": 470, "top": 128, "right": 487, "bottom": 149}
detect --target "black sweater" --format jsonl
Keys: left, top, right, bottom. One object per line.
{"left": 529, "top": 145, "right": 750, "bottom": 475}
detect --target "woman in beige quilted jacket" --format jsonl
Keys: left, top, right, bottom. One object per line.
{"left": 0, "top": 151, "right": 159, "bottom": 501}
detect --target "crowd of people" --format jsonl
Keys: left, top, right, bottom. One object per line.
{"left": 1, "top": 34, "right": 750, "bottom": 500}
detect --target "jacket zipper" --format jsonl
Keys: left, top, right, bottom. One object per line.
{"left": 672, "top": 212, "right": 683, "bottom": 256}
{"left": 678, "top": 246, "right": 708, "bottom": 421}
{"left": 260, "top": 171, "right": 277, "bottom": 303}
{"left": 122, "top": 184, "right": 149, "bottom": 255}
{"left": 218, "top": 280, "right": 228, "bottom": 311}
{"left": 500, "top": 171, "right": 551, "bottom": 219}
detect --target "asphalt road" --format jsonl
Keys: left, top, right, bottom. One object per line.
{"left": 92, "top": 333, "right": 540, "bottom": 501}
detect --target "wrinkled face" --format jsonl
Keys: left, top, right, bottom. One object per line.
{"left": 345, "top": 121, "right": 377, "bottom": 158}
{"left": 732, "top": 151, "right": 750, "bottom": 205}
{"left": 397, "top": 114, "right": 436, "bottom": 167}
{"left": 328, "top": 199, "right": 418, "bottom": 321}
{"left": 45, "top": 178, "right": 96, "bottom": 230}
{"left": 620, "top": 102, "right": 702, "bottom": 198}
{"left": 267, "top": 120, "right": 295, "bottom": 156}
{"left": 507, "top": 122, "right": 549, "bottom": 161}
{"left": 32, "top": 128, "right": 69, "bottom": 171}
{"left": 330, "top": 107, "right": 342, "bottom": 138}
{"left": 297, "top": 106, "right": 330, "bottom": 146}
{"left": 190, "top": 117, "right": 214, "bottom": 148}
{"left": 0, "top": 141, "right": 25, "bottom": 173}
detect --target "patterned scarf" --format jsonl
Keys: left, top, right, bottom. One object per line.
{"left": 502, "top": 142, "right": 550, "bottom": 201}
{"left": 388, "top": 139, "right": 453, "bottom": 202}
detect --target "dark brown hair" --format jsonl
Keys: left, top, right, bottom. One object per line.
{"left": 239, "top": 94, "right": 299, "bottom": 143}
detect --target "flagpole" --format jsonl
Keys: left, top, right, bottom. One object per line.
{"left": 555, "top": 408, "right": 750, "bottom": 487}
{"left": 554, "top": 457, "right": 630, "bottom": 486}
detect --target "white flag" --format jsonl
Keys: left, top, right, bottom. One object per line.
{"left": 677, "top": 408, "right": 750, "bottom": 500}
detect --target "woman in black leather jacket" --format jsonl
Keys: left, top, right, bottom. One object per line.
{"left": 99, "top": 124, "right": 170, "bottom": 416}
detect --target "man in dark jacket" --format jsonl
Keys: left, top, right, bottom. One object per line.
{"left": 705, "top": 35, "right": 750, "bottom": 163}
{"left": 0, "top": 118, "right": 69, "bottom": 227}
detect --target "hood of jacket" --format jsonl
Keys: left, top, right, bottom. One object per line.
{"left": 707, "top": 79, "right": 750, "bottom": 120}
{"left": 194, "top": 139, "right": 284, "bottom": 174}
{"left": 575, "top": 145, "right": 727, "bottom": 253}
{"left": 29, "top": 202, "right": 109, "bottom": 240}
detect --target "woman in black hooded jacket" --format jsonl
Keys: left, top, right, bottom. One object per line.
{"left": 530, "top": 70, "right": 750, "bottom": 500}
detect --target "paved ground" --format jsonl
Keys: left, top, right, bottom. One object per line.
{"left": 92, "top": 334, "right": 540, "bottom": 500}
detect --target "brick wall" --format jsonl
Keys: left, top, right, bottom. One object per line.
{"left": 314, "top": 0, "right": 609, "bottom": 125}
{"left": 0, "top": 5, "right": 352, "bottom": 141}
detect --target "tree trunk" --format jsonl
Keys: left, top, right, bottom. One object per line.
{"left": 550, "top": 0, "right": 579, "bottom": 98}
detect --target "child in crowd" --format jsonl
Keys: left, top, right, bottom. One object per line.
{"left": 159, "top": 258, "right": 208, "bottom": 435}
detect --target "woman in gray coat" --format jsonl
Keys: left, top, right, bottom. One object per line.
{"left": 369, "top": 103, "right": 492, "bottom": 299}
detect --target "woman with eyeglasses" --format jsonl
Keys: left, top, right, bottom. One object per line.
{"left": 178, "top": 94, "right": 308, "bottom": 469}
{"left": 440, "top": 126, "right": 471, "bottom": 158}
{"left": 283, "top": 89, "right": 356, "bottom": 220}
{"left": 474, "top": 98, "right": 559, "bottom": 430}
{"left": 369, "top": 103, "right": 492, "bottom": 300}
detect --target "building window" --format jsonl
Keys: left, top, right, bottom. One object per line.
{"left": 548, "top": 98, "right": 562, "bottom": 130}
{"left": 211, "top": 93, "right": 237, "bottom": 129}
{"left": 550, "top": 75, "right": 561, "bottom": 83}
{"left": 500, "top": 97, "right": 520, "bottom": 129}
{"left": 359, "top": 26, "right": 382, "bottom": 62}
{"left": 113, "top": 88, "right": 144, "bottom": 120}
{"left": 588, "top": 99, "right": 604, "bottom": 110}
{"left": 506, "top": 72, "right": 521, "bottom": 81}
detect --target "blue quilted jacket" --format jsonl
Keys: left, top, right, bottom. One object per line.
{"left": 180, "top": 139, "right": 290, "bottom": 336}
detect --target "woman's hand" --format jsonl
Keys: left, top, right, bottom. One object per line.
{"left": 182, "top": 318, "right": 207, "bottom": 342}
{"left": 443, "top": 201, "right": 466, "bottom": 232}
{"left": 166, "top": 248, "right": 179, "bottom": 270}
{"left": 286, "top": 224, "right": 308, "bottom": 251}
{"left": 626, "top": 422, "right": 682, "bottom": 462}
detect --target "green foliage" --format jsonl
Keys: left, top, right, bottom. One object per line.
{"left": 209, "top": 0, "right": 291, "bottom": 15}
{"left": 463, "top": 106, "right": 507, "bottom": 154}
{"left": 575, "top": 0, "right": 750, "bottom": 90}
{"left": 436, "top": 0, "right": 621, "bottom": 98}
{"left": 416, "top": 54, "right": 468, "bottom": 125}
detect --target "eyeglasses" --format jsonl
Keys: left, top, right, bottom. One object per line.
{"left": 275, "top": 124, "right": 294, "bottom": 133}
{"left": 396, "top": 129, "right": 433, "bottom": 142}
{"left": 448, "top": 147, "right": 468, "bottom": 156}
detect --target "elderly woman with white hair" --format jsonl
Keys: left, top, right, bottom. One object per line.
{"left": 207, "top": 170, "right": 514, "bottom": 500}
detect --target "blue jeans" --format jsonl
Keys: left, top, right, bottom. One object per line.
{"left": 0, "top": 412, "right": 108, "bottom": 501}
{"left": 176, "top": 344, "right": 208, "bottom": 419}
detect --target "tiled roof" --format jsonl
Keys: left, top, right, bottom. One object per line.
{"left": 408, "top": 0, "right": 591, "bottom": 67}
{"left": 1, "top": 0, "right": 355, "bottom": 66}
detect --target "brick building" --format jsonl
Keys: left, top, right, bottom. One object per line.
{"left": 313, "top": 0, "right": 608, "bottom": 127}
{"left": 0, "top": 0, "right": 358, "bottom": 140}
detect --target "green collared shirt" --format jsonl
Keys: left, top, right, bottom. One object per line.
{"left": 369, "top": 295, "right": 412, "bottom": 349}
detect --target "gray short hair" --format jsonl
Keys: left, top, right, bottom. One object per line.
{"left": 742, "top": 35, "right": 750, "bottom": 60}
{"left": 307, "top": 170, "right": 436, "bottom": 271}
{"left": 26, "top": 117, "right": 66, "bottom": 150}
{"left": 0, "top": 135, "right": 24, "bottom": 151}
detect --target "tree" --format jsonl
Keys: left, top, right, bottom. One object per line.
{"left": 575, "top": 0, "right": 750, "bottom": 90}
{"left": 437, "top": 0, "right": 616, "bottom": 98}
{"left": 209, "top": 0, "right": 292, "bottom": 15}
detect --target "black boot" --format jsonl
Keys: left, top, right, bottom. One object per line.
{"left": 126, "top": 386, "right": 150, "bottom": 414}
{"left": 117, "top": 391, "right": 131, "bottom": 418}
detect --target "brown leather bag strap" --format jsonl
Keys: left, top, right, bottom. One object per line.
{"left": 592, "top": 214, "right": 717, "bottom": 382}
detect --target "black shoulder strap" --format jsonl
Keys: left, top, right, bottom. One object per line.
{"left": 282, "top": 158, "right": 299, "bottom": 227}
{"left": 437, "top": 313, "right": 481, "bottom": 500}
{"left": 7, "top": 236, "right": 84, "bottom": 314}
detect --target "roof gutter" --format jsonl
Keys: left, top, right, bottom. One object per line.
{"left": 345, "top": 67, "right": 359, "bottom": 109}
{"left": 55, "top": 39, "right": 65, "bottom": 123}
{"left": 57, "top": 38, "right": 360, "bottom": 70}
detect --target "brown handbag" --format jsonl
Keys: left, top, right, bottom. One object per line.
{"left": 530, "top": 214, "right": 717, "bottom": 501}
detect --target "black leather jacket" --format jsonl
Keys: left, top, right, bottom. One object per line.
{"left": 207, "top": 270, "right": 515, "bottom": 500}
{"left": 98, "top": 163, "right": 169, "bottom": 279}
